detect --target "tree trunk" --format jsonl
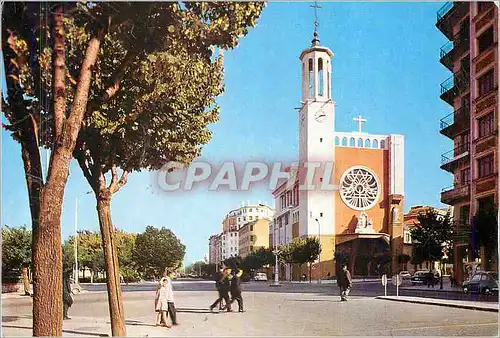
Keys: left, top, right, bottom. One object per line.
{"left": 96, "top": 189, "right": 127, "bottom": 336}
{"left": 309, "top": 263, "right": 312, "bottom": 283}
{"left": 91, "top": 271, "right": 94, "bottom": 284}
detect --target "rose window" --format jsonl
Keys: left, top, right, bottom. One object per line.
{"left": 339, "top": 166, "right": 380, "bottom": 210}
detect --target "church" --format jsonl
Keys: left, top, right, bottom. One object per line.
{"left": 271, "top": 26, "right": 405, "bottom": 279}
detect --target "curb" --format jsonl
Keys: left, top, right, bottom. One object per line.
{"left": 376, "top": 296, "right": 499, "bottom": 313}
{"left": 399, "top": 287, "right": 463, "bottom": 294}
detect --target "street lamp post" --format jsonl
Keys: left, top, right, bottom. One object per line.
{"left": 315, "top": 218, "right": 322, "bottom": 284}
{"left": 271, "top": 222, "right": 281, "bottom": 287}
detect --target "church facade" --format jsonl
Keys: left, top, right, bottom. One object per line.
{"left": 271, "top": 31, "right": 405, "bottom": 279}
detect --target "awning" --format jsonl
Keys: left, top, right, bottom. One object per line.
{"left": 335, "top": 232, "right": 391, "bottom": 246}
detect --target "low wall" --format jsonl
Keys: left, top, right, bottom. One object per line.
{"left": 2, "top": 283, "right": 23, "bottom": 293}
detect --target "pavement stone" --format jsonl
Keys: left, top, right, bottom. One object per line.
{"left": 377, "top": 295, "right": 499, "bottom": 312}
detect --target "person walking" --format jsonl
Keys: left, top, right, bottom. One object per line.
{"left": 62, "top": 270, "right": 74, "bottom": 320}
{"left": 155, "top": 278, "right": 171, "bottom": 328}
{"left": 210, "top": 267, "right": 232, "bottom": 312}
{"left": 338, "top": 264, "right": 352, "bottom": 301}
{"left": 165, "top": 271, "right": 178, "bottom": 326}
{"left": 230, "top": 266, "right": 244, "bottom": 312}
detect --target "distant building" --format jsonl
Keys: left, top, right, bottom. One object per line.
{"left": 208, "top": 201, "right": 275, "bottom": 264}
{"left": 239, "top": 219, "right": 271, "bottom": 258}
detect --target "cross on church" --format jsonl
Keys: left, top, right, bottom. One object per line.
{"left": 310, "top": 1, "right": 322, "bottom": 30}
{"left": 353, "top": 115, "right": 367, "bottom": 132}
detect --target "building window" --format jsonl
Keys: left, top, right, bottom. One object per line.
{"left": 342, "top": 137, "right": 348, "bottom": 146}
{"left": 373, "top": 139, "right": 379, "bottom": 148}
{"left": 318, "top": 58, "right": 324, "bottom": 96}
{"left": 478, "top": 112, "right": 494, "bottom": 138}
{"left": 250, "top": 224, "right": 254, "bottom": 231}
{"left": 249, "top": 216, "right": 253, "bottom": 220}
{"left": 478, "top": 69, "right": 494, "bottom": 97}
{"left": 320, "top": 212, "right": 323, "bottom": 217}
{"left": 380, "top": 140, "right": 385, "bottom": 149}
{"left": 250, "top": 235, "right": 254, "bottom": 242}
{"left": 250, "top": 246, "right": 254, "bottom": 252}
{"left": 364, "top": 139, "right": 370, "bottom": 148}
{"left": 335, "top": 137, "right": 339, "bottom": 145}
{"left": 477, "top": 1, "right": 492, "bottom": 13}
{"left": 460, "top": 168, "right": 470, "bottom": 185}
{"left": 478, "top": 154, "right": 494, "bottom": 178}
{"left": 249, "top": 208, "right": 252, "bottom": 212}
{"left": 308, "top": 59, "right": 314, "bottom": 97}
{"left": 243, "top": 217, "right": 246, "bottom": 221}
{"left": 349, "top": 138, "right": 355, "bottom": 147}
{"left": 357, "top": 138, "right": 363, "bottom": 147}
{"left": 320, "top": 138, "right": 323, "bottom": 143}
{"left": 477, "top": 26, "right": 494, "bottom": 54}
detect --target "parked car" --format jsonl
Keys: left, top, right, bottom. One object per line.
{"left": 462, "top": 272, "right": 498, "bottom": 295}
{"left": 399, "top": 271, "right": 412, "bottom": 280}
{"left": 253, "top": 272, "right": 268, "bottom": 281}
{"left": 410, "top": 270, "right": 439, "bottom": 286}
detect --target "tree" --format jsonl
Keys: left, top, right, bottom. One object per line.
{"left": 3, "top": 3, "right": 265, "bottom": 335}
{"left": 133, "top": 226, "right": 185, "bottom": 279}
{"left": 475, "top": 207, "right": 498, "bottom": 271}
{"left": 302, "top": 238, "right": 321, "bottom": 282}
{"left": 2, "top": 226, "right": 32, "bottom": 294}
{"left": 397, "top": 254, "right": 411, "bottom": 271}
{"left": 410, "top": 210, "right": 453, "bottom": 289}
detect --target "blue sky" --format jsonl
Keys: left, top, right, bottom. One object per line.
{"left": 2, "top": 2, "right": 453, "bottom": 265}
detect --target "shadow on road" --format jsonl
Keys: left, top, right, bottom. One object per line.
{"left": 1, "top": 324, "right": 109, "bottom": 337}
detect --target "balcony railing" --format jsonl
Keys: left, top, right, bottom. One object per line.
{"left": 441, "top": 143, "right": 470, "bottom": 164}
{"left": 439, "top": 104, "right": 470, "bottom": 138}
{"left": 437, "top": 2, "right": 454, "bottom": 22}
{"left": 440, "top": 40, "right": 454, "bottom": 70}
{"left": 441, "top": 184, "right": 470, "bottom": 204}
{"left": 440, "top": 68, "right": 470, "bottom": 105}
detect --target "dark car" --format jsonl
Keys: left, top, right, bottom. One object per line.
{"left": 410, "top": 270, "right": 439, "bottom": 286}
{"left": 463, "top": 272, "right": 498, "bottom": 295}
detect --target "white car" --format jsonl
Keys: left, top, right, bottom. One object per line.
{"left": 399, "top": 271, "right": 412, "bottom": 280}
{"left": 253, "top": 272, "right": 268, "bottom": 281}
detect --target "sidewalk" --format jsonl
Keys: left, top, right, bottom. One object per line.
{"left": 376, "top": 295, "right": 499, "bottom": 312}
{"left": 283, "top": 278, "right": 381, "bottom": 284}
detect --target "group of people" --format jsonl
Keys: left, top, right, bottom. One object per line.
{"left": 209, "top": 264, "right": 244, "bottom": 312}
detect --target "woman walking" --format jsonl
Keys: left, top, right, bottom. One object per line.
{"left": 155, "top": 278, "right": 171, "bottom": 328}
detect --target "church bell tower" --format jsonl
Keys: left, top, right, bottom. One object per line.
{"left": 298, "top": 20, "right": 336, "bottom": 250}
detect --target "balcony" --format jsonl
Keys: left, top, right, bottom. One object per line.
{"left": 440, "top": 68, "right": 470, "bottom": 106}
{"left": 440, "top": 143, "right": 470, "bottom": 172}
{"left": 436, "top": 2, "right": 470, "bottom": 40}
{"left": 439, "top": 28, "right": 470, "bottom": 71}
{"left": 439, "top": 104, "right": 470, "bottom": 139}
{"left": 441, "top": 184, "right": 470, "bottom": 205}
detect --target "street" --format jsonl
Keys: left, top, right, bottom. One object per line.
{"left": 2, "top": 280, "right": 498, "bottom": 336}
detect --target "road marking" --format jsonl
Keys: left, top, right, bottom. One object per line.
{"left": 389, "top": 322, "right": 498, "bottom": 332}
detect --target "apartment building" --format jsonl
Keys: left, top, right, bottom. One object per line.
{"left": 436, "top": 1, "right": 498, "bottom": 283}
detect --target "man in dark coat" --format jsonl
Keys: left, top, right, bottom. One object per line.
{"left": 209, "top": 266, "right": 232, "bottom": 312}
{"left": 62, "top": 270, "right": 74, "bottom": 319}
{"left": 230, "top": 266, "right": 244, "bottom": 312}
{"left": 337, "top": 264, "right": 352, "bottom": 301}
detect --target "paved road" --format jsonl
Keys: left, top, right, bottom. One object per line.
{"left": 2, "top": 284, "right": 498, "bottom": 336}
{"left": 80, "top": 279, "right": 499, "bottom": 302}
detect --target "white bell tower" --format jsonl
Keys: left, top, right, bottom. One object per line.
{"left": 298, "top": 25, "right": 336, "bottom": 239}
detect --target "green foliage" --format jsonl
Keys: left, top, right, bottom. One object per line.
{"left": 240, "top": 247, "right": 275, "bottom": 272}
{"left": 397, "top": 254, "right": 411, "bottom": 264}
{"left": 2, "top": 226, "right": 32, "bottom": 282}
{"left": 475, "top": 207, "right": 498, "bottom": 253}
{"left": 410, "top": 210, "right": 453, "bottom": 266}
{"left": 279, "top": 237, "right": 321, "bottom": 266}
{"left": 133, "top": 226, "right": 186, "bottom": 279}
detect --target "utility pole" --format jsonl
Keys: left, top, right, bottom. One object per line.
{"left": 271, "top": 222, "right": 281, "bottom": 287}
